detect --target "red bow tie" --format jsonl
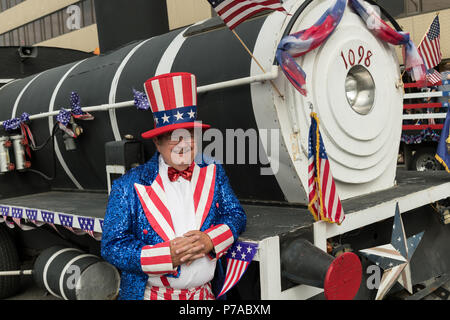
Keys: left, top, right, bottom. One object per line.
{"left": 167, "top": 163, "right": 195, "bottom": 182}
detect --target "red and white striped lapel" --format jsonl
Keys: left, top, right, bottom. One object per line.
{"left": 135, "top": 175, "right": 176, "bottom": 241}
{"left": 191, "top": 163, "right": 216, "bottom": 230}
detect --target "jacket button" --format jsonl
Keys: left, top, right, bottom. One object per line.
{"left": 143, "top": 229, "right": 148, "bottom": 235}
{"left": 216, "top": 202, "right": 219, "bottom": 208}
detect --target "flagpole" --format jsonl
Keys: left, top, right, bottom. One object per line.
{"left": 231, "top": 29, "right": 285, "bottom": 100}
{"left": 401, "top": 12, "right": 439, "bottom": 78}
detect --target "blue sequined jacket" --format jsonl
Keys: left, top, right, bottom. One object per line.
{"left": 101, "top": 152, "right": 246, "bottom": 300}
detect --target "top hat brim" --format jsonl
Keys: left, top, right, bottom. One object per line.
{"left": 141, "top": 122, "right": 211, "bottom": 139}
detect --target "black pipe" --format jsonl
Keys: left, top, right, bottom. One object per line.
{"left": 280, "top": 238, "right": 363, "bottom": 300}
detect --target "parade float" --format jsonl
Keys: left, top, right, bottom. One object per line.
{"left": 0, "top": 0, "right": 449, "bottom": 300}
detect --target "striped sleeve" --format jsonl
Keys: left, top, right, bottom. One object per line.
{"left": 140, "top": 241, "right": 178, "bottom": 276}
{"left": 205, "top": 224, "right": 234, "bottom": 259}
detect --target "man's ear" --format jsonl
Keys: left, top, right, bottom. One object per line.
{"left": 153, "top": 137, "right": 160, "bottom": 150}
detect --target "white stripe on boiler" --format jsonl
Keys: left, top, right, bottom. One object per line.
{"left": 12, "top": 72, "right": 45, "bottom": 118}
{"left": 48, "top": 59, "right": 87, "bottom": 190}
{"left": 108, "top": 38, "right": 153, "bottom": 141}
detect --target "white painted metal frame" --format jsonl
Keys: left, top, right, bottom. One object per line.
{"left": 253, "top": 179, "right": 450, "bottom": 300}
{"left": 404, "top": 91, "right": 449, "bottom": 99}
{"left": 106, "top": 165, "right": 126, "bottom": 195}
{"left": 254, "top": 236, "right": 324, "bottom": 300}
{"left": 402, "top": 113, "right": 447, "bottom": 120}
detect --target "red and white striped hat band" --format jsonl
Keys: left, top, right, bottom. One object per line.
{"left": 141, "top": 72, "right": 210, "bottom": 139}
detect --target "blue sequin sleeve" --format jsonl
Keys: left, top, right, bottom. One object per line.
{"left": 101, "top": 178, "right": 146, "bottom": 274}
{"left": 214, "top": 163, "right": 247, "bottom": 240}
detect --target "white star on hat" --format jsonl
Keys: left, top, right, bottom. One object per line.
{"left": 188, "top": 109, "right": 196, "bottom": 119}
{"left": 161, "top": 113, "right": 170, "bottom": 123}
{"left": 174, "top": 111, "right": 184, "bottom": 121}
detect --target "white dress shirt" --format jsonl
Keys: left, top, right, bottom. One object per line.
{"left": 145, "top": 156, "right": 216, "bottom": 289}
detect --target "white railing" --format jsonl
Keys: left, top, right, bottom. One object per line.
{"left": 0, "top": 66, "right": 279, "bottom": 126}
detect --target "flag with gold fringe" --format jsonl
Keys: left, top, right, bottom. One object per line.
{"left": 435, "top": 107, "right": 450, "bottom": 172}
{"left": 308, "top": 112, "right": 345, "bottom": 224}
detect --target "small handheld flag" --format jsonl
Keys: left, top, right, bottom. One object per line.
{"left": 308, "top": 112, "right": 345, "bottom": 224}
{"left": 426, "top": 68, "right": 442, "bottom": 86}
{"left": 216, "top": 241, "right": 258, "bottom": 298}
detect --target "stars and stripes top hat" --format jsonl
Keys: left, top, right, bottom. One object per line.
{"left": 141, "top": 72, "right": 210, "bottom": 139}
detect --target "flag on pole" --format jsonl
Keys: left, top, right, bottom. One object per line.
{"left": 426, "top": 68, "right": 442, "bottom": 86}
{"left": 418, "top": 15, "right": 442, "bottom": 70}
{"left": 207, "top": 0, "right": 286, "bottom": 30}
{"left": 216, "top": 241, "right": 258, "bottom": 298}
{"left": 308, "top": 112, "right": 345, "bottom": 224}
{"left": 435, "top": 107, "right": 450, "bottom": 173}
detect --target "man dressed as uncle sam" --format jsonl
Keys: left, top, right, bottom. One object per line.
{"left": 101, "top": 72, "right": 247, "bottom": 300}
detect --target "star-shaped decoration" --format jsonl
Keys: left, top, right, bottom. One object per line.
{"left": 236, "top": 244, "right": 242, "bottom": 252}
{"left": 231, "top": 251, "right": 236, "bottom": 258}
{"left": 154, "top": 117, "right": 159, "bottom": 124}
{"left": 241, "top": 253, "right": 246, "bottom": 260}
{"left": 188, "top": 109, "right": 196, "bottom": 119}
{"left": 359, "top": 203, "right": 424, "bottom": 300}
{"left": 246, "top": 246, "right": 252, "bottom": 253}
{"left": 174, "top": 111, "right": 184, "bottom": 121}
{"left": 161, "top": 113, "right": 170, "bottom": 123}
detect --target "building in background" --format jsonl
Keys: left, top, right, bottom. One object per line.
{"left": 0, "top": 0, "right": 447, "bottom": 64}
{"left": 0, "top": 0, "right": 213, "bottom": 53}
{"left": 372, "top": 0, "right": 450, "bottom": 68}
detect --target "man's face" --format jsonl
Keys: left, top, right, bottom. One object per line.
{"left": 153, "top": 128, "right": 198, "bottom": 169}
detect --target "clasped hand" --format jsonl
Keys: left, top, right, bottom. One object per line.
{"left": 170, "top": 230, "right": 214, "bottom": 267}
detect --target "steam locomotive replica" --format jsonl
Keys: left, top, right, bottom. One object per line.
{"left": 0, "top": 0, "right": 449, "bottom": 300}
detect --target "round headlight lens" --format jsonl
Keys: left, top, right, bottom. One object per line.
{"left": 345, "top": 65, "right": 375, "bottom": 115}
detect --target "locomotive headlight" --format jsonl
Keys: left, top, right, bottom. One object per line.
{"left": 345, "top": 65, "right": 375, "bottom": 115}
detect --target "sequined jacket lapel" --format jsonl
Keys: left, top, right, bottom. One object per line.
{"left": 134, "top": 152, "right": 217, "bottom": 241}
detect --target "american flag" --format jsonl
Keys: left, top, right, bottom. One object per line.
{"left": 308, "top": 113, "right": 345, "bottom": 224}
{"left": 426, "top": 68, "right": 442, "bottom": 86}
{"left": 216, "top": 241, "right": 258, "bottom": 298}
{"left": 207, "top": 0, "right": 286, "bottom": 30}
{"left": 418, "top": 16, "right": 442, "bottom": 70}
